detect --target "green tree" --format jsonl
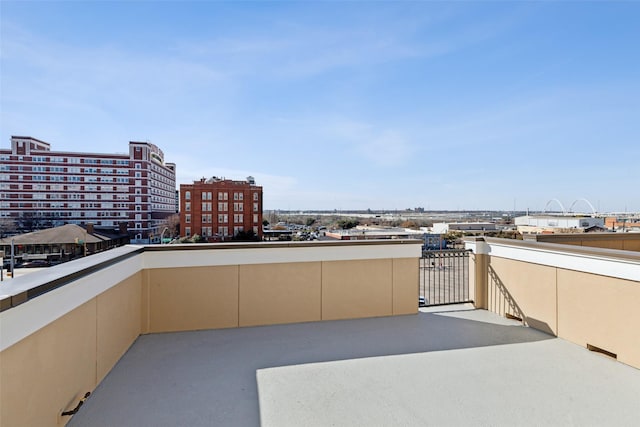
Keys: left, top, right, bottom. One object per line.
{"left": 337, "top": 219, "right": 359, "bottom": 229}
{"left": 161, "top": 213, "right": 180, "bottom": 238}
{"left": 0, "top": 217, "right": 18, "bottom": 238}
{"left": 401, "top": 220, "right": 418, "bottom": 229}
{"left": 443, "top": 231, "right": 463, "bottom": 245}
{"left": 233, "top": 229, "right": 259, "bottom": 242}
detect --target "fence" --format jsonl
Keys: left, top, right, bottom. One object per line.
{"left": 419, "top": 249, "right": 472, "bottom": 307}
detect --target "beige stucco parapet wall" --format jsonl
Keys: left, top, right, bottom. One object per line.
{"left": 0, "top": 240, "right": 422, "bottom": 426}
{"left": 140, "top": 241, "right": 419, "bottom": 332}
{"left": 465, "top": 237, "right": 640, "bottom": 370}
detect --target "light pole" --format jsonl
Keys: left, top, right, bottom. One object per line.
{"left": 161, "top": 227, "right": 169, "bottom": 244}
{"left": 10, "top": 238, "right": 15, "bottom": 277}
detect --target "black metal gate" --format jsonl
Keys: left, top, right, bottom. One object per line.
{"left": 420, "top": 249, "right": 472, "bottom": 307}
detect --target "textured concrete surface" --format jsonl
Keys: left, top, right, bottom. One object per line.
{"left": 69, "top": 305, "right": 640, "bottom": 427}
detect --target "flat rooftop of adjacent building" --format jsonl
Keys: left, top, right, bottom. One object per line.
{"left": 69, "top": 305, "right": 640, "bottom": 427}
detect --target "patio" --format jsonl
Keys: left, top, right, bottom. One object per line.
{"left": 68, "top": 305, "right": 640, "bottom": 427}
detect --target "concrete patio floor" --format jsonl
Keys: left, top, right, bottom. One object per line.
{"left": 69, "top": 304, "right": 640, "bottom": 426}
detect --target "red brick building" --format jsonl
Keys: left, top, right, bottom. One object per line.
{"left": 179, "top": 176, "right": 263, "bottom": 241}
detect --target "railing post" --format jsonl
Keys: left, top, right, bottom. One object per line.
{"left": 466, "top": 238, "right": 489, "bottom": 309}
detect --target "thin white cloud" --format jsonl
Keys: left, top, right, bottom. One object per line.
{"left": 324, "top": 118, "right": 416, "bottom": 167}
{"left": 171, "top": 30, "right": 421, "bottom": 79}
{"left": 2, "top": 24, "right": 227, "bottom": 109}
{"left": 356, "top": 130, "right": 415, "bottom": 168}
{"left": 172, "top": 36, "right": 295, "bottom": 57}
{"left": 166, "top": 7, "right": 516, "bottom": 81}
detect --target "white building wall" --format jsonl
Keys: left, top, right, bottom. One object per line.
{"left": 514, "top": 216, "right": 604, "bottom": 229}
{"left": 432, "top": 223, "right": 449, "bottom": 234}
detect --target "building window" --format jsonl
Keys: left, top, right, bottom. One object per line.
{"left": 202, "top": 202, "right": 212, "bottom": 211}
{"left": 185, "top": 191, "right": 191, "bottom": 200}
{"left": 185, "top": 202, "right": 191, "bottom": 211}
{"left": 218, "top": 214, "right": 228, "bottom": 223}
{"left": 185, "top": 214, "right": 191, "bottom": 223}
{"left": 185, "top": 227, "right": 191, "bottom": 237}
{"left": 218, "top": 202, "right": 228, "bottom": 211}
{"left": 218, "top": 192, "right": 228, "bottom": 201}
{"left": 253, "top": 214, "right": 259, "bottom": 223}
{"left": 253, "top": 202, "right": 259, "bottom": 212}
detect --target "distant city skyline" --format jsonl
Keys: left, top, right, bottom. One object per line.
{"left": 2, "top": 1, "right": 638, "bottom": 212}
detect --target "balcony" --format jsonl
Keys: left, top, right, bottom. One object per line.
{"left": 1, "top": 238, "right": 639, "bottom": 426}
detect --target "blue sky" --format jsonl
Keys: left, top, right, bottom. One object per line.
{"left": 1, "top": 1, "right": 638, "bottom": 212}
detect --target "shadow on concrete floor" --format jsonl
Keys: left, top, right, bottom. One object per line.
{"left": 68, "top": 309, "right": 561, "bottom": 427}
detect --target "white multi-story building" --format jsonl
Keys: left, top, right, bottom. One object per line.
{"left": 432, "top": 222, "right": 497, "bottom": 234}
{"left": 1, "top": 136, "right": 176, "bottom": 241}
{"left": 514, "top": 215, "right": 605, "bottom": 234}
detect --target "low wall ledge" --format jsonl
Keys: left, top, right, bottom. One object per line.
{"left": 0, "top": 246, "right": 143, "bottom": 313}
{"left": 140, "top": 239, "right": 424, "bottom": 252}
{"left": 0, "top": 240, "right": 423, "bottom": 313}
{"left": 483, "top": 237, "right": 640, "bottom": 263}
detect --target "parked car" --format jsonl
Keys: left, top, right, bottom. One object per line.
{"left": 21, "top": 260, "right": 51, "bottom": 268}
{"left": 3, "top": 259, "right": 22, "bottom": 270}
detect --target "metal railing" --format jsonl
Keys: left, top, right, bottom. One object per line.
{"left": 420, "top": 249, "right": 472, "bottom": 307}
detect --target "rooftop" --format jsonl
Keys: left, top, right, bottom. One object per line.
{"left": 68, "top": 304, "right": 640, "bottom": 427}
{"left": 2, "top": 238, "right": 638, "bottom": 426}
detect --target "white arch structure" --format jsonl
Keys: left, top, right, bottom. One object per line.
{"left": 569, "top": 198, "right": 597, "bottom": 215}
{"left": 544, "top": 198, "right": 566, "bottom": 215}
